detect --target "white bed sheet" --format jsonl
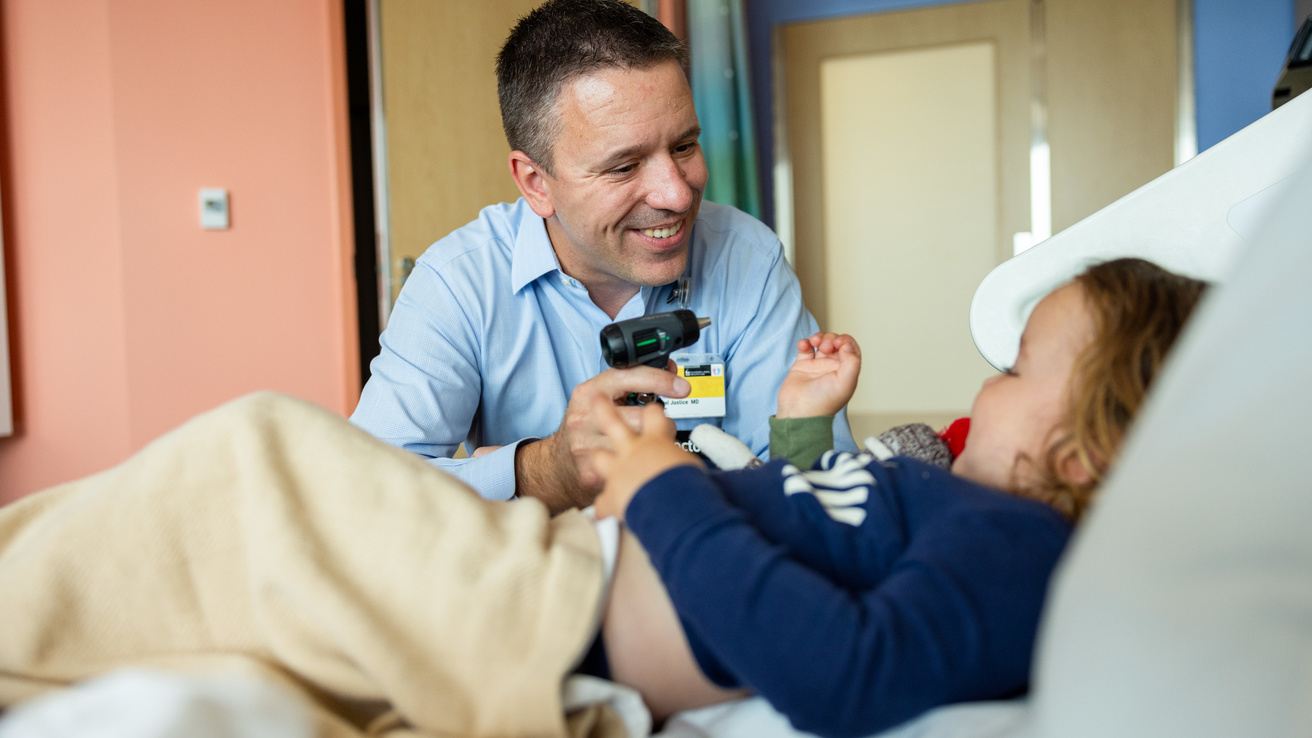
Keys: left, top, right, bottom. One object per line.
{"left": 0, "top": 672, "right": 1029, "bottom": 738}
{"left": 660, "top": 697, "right": 1032, "bottom": 738}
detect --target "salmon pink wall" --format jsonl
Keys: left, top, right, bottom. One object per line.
{"left": 0, "top": 1, "right": 133, "bottom": 496}
{"left": 0, "top": 0, "right": 358, "bottom": 503}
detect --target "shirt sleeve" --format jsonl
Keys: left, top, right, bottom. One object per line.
{"left": 624, "top": 463, "right": 1066, "bottom": 738}
{"left": 768, "top": 414, "right": 835, "bottom": 468}
{"left": 350, "top": 260, "right": 520, "bottom": 501}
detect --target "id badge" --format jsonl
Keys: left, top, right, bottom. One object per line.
{"left": 661, "top": 353, "right": 726, "bottom": 419}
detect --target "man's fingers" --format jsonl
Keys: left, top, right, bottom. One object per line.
{"left": 594, "top": 366, "right": 691, "bottom": 399}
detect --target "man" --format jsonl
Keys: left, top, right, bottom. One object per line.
{"left": 351, "top": 0, "right": 853, "bottom": 513}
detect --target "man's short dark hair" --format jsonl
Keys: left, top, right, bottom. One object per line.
{"left": 496, "top": 0, "right": 689, "bottom": 174}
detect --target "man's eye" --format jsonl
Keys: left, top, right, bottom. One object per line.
{"left": 674, "top": 142, "right": 696, "bottom": 154}
{"left": 611, "top": 163, "right": 637, "bottom": 175}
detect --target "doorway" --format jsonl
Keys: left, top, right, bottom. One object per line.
{"left": 780, "top": 0, "right": 1178, "bottom": 441}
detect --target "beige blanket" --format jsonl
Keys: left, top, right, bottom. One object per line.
{"left": 0, "top": 392, "right": 615, "bottom": 737}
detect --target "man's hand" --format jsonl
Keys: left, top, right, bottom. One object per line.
{"left": 514, "top": 365, "right": 691, "bottom": 514}
{"left": 776, "top": 332, "right": 862, "bottom": 419}
{"left": 593, "top": 402, "right": 703, "bottom": 521}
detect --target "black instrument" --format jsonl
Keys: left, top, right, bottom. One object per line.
{"left": 599, "top": 310, "right": 711, "bottom": 369}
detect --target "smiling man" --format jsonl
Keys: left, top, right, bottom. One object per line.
{"left": 351, "top": 0, "right": 854, "bottom": 512}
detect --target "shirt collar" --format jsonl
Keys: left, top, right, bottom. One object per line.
{"left": 510, "top": 202, "right": 563, "bottom": 294}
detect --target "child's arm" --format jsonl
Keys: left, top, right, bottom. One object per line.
{"left": 619, "top": 462, "right": 1066, "bottom": 737}
{"left": 595, "top": 401, "right": 889, "bottom": 587}
{"left": 592, "top": 405, "right": 1068, "bottom": 735}
{"left": 770, "top": 333, "right": 861, "bottom": 468}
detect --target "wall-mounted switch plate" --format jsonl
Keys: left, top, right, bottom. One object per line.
{"left": 199, "top": 188, "right": 229, "bottom": 230}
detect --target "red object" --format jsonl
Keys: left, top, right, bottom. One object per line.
{"left": 939, "top": 417, "right": 971, "bottom": 459}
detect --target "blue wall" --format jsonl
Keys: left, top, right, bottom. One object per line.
{"left": 745, "top": 0, "right": 1298, "bottom": 228}
{"left": 1195, "top": 0, "right": 1298, "bottom": 150}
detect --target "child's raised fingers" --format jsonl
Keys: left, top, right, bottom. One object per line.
{"left": 814, "top": 332, "right": 844, "bottom": 355}
{"left": 835, "top": 334, "right": 862, "bottom": 358}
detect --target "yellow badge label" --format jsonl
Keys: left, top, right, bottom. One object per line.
{"left": 663, "top": 353, "right": 726, "bottom": 419}
{"left": 681, "top": 368, "right": 726, "bottom": 399}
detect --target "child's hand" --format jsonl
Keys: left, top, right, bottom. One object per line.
{"left": 776, "top": 332, "right": 862, "bottom": 419}
{"left": 592, "top": 402, "right": 703, "bottom": 521}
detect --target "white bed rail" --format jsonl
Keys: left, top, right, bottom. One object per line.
{"left": 970, "top": 91, "right": 1312, "bottom": 371}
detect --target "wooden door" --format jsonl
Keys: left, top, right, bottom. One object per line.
{"left": 376, "top": 1, "right": 648, "bottom": 310}
{"left": 377, "top": 0, "right": 542, "bottom": 307}
{"left": 783, "top": 0, "right": 1032, "bottom": 441}
{"left": 1046, "top": 0, "right": 1178, "bottom": 231}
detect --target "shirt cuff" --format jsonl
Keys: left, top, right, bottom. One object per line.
{"left": 768, "top": 415, "right": 835, "bottom": 470}
{"left": 436, "top": 438, "right": 537, "bottom": 502}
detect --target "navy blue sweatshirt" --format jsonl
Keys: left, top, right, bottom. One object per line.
{"left": 624, "top": 451, "right": 1071, "bottom": 738}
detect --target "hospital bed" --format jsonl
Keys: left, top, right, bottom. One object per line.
{"left": 663, "top": 78, "right": 1312, "bottom": 738}
{"left": 3, "top": 91, "right": 1310, "bottom": 738}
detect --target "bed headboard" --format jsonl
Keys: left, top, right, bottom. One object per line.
{"left": 969, "top": 90, "right": 1312, "bottom": 371}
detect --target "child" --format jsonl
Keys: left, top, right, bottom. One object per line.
{"left": 589, "top": 258, "right": 1208, "bottom": 737}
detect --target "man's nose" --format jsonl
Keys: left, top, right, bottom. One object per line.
{"left": 644, "top": 156, "right": 697, "bottom": 213}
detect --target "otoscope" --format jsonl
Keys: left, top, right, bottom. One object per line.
{"left": 599, "top": 310, "right": 711, "bottom": 369}
{"left": 600, "top": 310, "right": 712, "bottom": 405}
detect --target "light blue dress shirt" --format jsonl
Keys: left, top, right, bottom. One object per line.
{"left": 351, "top": 198, "right": 856, "bottom": 500}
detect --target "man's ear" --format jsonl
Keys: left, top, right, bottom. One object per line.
{"left": 508, "top": 151, "right": 555, "bottom": 219}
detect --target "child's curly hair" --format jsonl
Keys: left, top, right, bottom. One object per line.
{"left": 1025, "top": 258, "right": 1208, "bottom": 522}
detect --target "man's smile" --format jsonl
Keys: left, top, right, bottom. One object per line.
{"left": 627, "top": 217, "right": 690, "bottom": 253}
{"left": 639, "top": 220, "right": 683, "bottom": 240}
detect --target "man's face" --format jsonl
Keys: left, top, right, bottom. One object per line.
{"left": 537, "top": 60, "right": 707, "bottom": 295}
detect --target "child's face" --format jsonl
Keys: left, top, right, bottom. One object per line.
{"left": 952, "top": 283, "right": 1095, "bottom": 491}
